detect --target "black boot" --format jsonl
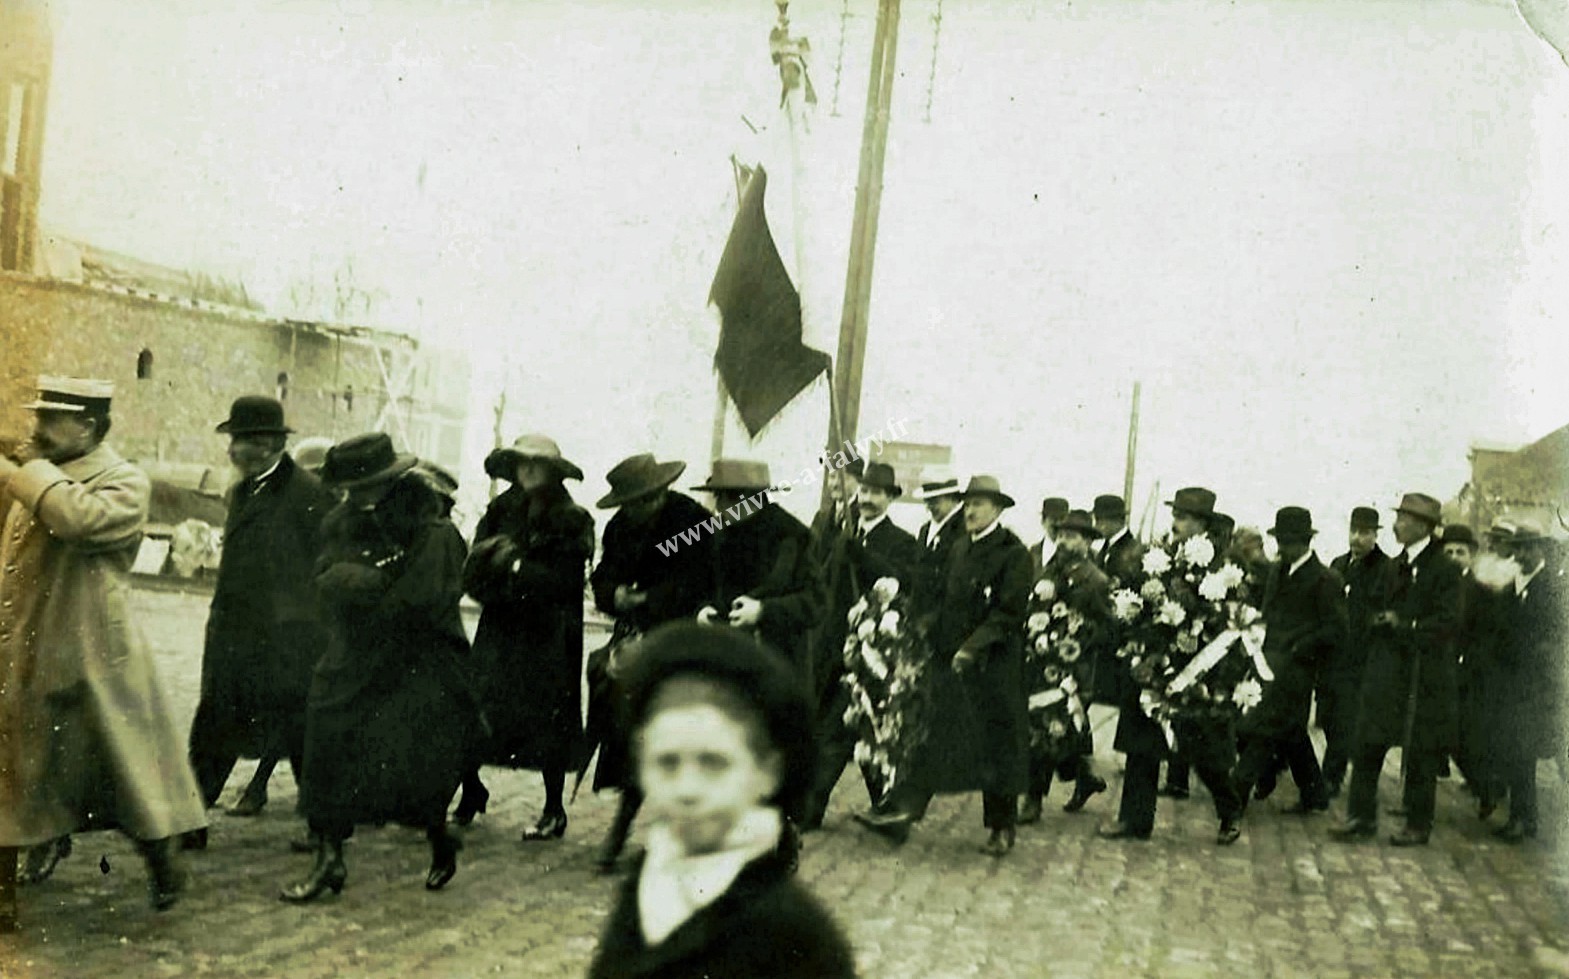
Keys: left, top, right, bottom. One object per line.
{"left": 18, "top": 836, "right": 71, "bottom": 885}
{"left": 425, "top": 825, "right": 461, "bottom": 891}
{"left": 279, "top": 836, "right": 347, "bottom": 903}
{"left": 137, "top": 837, "right": 188, "bottom": 912}
{"left": 452, "top": 778, "right": 489, "bottom": 828}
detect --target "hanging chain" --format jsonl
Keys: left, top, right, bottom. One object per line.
{"left": 923, "top": 0, "right": 945, "bottom": 123}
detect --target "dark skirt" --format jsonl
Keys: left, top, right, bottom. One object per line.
{"left": 469, "top": 606, "right": 584, "bottom": 772}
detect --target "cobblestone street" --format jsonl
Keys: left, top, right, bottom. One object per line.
{"left": 1, "top": 587, "right": 1566, "bottom": 978}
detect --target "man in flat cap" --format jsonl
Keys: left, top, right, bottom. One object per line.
{"left": 1331, "top": 493, "right": 1462, "bottom": 846}
{"left": 1322, "top": 506, "right": 1391, "bottom": 798}
{"left": 187, "top": 396, "right": 335, "bottom": 837}
{"left": 0, "top": 377, "right": 206, "bottom": 927}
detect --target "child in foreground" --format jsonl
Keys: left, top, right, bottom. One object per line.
{"left": 587, "top": 622, "right": 856, "bottom": 979}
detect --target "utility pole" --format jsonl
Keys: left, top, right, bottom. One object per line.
{"left": 1123, "top": 381, "right": 1141, "bottom": 510}
{"left": 822, "top": 0, "right": 900, "bottom": 509}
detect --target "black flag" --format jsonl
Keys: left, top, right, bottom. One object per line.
{"left": 710, "top": 166, "right": 831, "bottom": 438}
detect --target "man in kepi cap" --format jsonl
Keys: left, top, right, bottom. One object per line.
{"left": 187, "top": 396, "right": 335, "bottom": 839}
{"left": 0, "top": 377, "right": 206, "bottom": 928}
{"left": 1323, "top": 506, "right": 1390, "bottom": 798}
{"left": 1331, "top": 493, "right": 1462, "bottom": 847}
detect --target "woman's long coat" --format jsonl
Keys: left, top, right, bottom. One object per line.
{"left": 300, "top": 481, "right": 480, "bottom": 829}
{"left": 463, "top": 482, "right": 594, "bottom": 772}
{"left": 913, "top": 525, "right": 1032, "bottom": 797}
{"left": 0, "top": 445, "right": 206, "bottom": 846}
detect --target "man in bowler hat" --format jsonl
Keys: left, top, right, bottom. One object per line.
{"left": 1323, "top": 506, "right": 1390, "bottom": 797}
{"left": 1330, "top": 493, "right": 1462, "bottom": 846}
{"left": 188, "top": 396, "right": 334, "bottom": 835}
{"left": 1092, "top": 493, "right": 1146, "bottom": 587}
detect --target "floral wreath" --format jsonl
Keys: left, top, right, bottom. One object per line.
{"left": 1110, "top": 534, "right": 1270, "bottom": 735}
{"left": 841, "top": 577, "right": 931, "bottom": 794}
{"left": 1022, "top": 575, "right": 1093, "bottom": 760}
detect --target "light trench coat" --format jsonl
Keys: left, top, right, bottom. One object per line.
{"left": 0, "top": 443, "right": 205, "bottom": 846}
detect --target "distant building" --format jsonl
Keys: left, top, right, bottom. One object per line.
{"left": 1453, "top": 426, "right": 1569, "bottom": 536}
{"left": 0, "top": 0, "right": 49, "bottom": 275}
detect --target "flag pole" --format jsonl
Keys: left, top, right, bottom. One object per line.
{"left": 821, "top": 0, "right": 901, "bottom": 511}
{"left": 1122, "top": 381, "right": 1141, "bottom": 510}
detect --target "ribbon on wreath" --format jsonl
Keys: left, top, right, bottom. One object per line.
{"left": 1167, "top": 622, "right": 1271, "bottom": 694}
{"left": 1026, "top": 676, "right": 1090, "bottom": 733}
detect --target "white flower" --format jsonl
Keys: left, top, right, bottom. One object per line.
{"left": 1232, "top": 678, "right": 1264, "bottom": 711}
{"left": 1142, "top": 549, "right": 1173, "bottom": 576}
{"left": 1027, "top": 611, "right": 1052, "bottom": 634}
{"left": 872, "top": 577, "right": 901, "bottom": 603}
{"left": 1180, "top": 536, "right": 1216, "bottom": 568}
{"left": 853, "top": 742, "right": 872, "bottom": 766}
{"left": 1231, "top": 603, "right": 1263, "bottom": 629}
{"left": 1048, "top": 719, "right": 1068, "bottom": 738}
{"left": 847, "top": 597, "right": 870, "bottom": 626}
{"left": 1198, "top": 570, "right": 1231, "bottom": 602}
{"left": 1051, "top": 601, "right": 1070, "bottom": 619}
{"left": 1140, "top": 578, "right": 1167, "bottom": 604}
{"left": 1034, "top": 633, "right": 1053, "bottom": 655}
{"left": 1034, "top": 578, "right": 1058, "bottom": 602}
{"left": 857, "top": 617, "right": 877, "bottom": 640}
{"left": 1175, "top": 631, "right": 1200, "bottom": 655}
{"left": 1112, "top": 590, "right": 1144, "bottom": 622}
{"left": 1043, "top": 665, "right": 1064, "bottom": 684}
{"left": 843, "top": 705, "right": 859, "bottom": 726}
{"left": 878, "top": 609, "right": 902, "bottom": 638}
{"left": 1065, "top": 611, "right": 1084, "bottom": 636}
{"left": 1217, "top": 563, "right": 1246, "bottom": 591}
{"left": 1157, "top": 599, "right": 1187, "bottom": 627}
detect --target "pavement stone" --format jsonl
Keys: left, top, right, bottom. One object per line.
{"left": 0, "top": 588, "right": 1565, "bottom": 977}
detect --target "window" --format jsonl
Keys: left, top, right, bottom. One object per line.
{"left": 136, "top": 348, "right": 153, "bottom": 379}
{"left": 276, "top": 371, "right": 290, "bottom": 401}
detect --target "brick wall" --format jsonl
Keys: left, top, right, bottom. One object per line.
{"left": 0, "top": 271, "right": 468, "bottom": 472}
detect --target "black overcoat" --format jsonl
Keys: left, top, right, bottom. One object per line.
{"left": 1353, "top": 540, "right": 1462, "bottom": 753}
{"left": 914, "top": 525, "right": 1032, "bottom": 796}
{"left": 1239, "top": 554, "right": 1346, "bottom": 740}
{"left": 706, "top": 502, "right": 822, "bottom": 679}
{"left": 199, "top": 453, "right": 333, "bottom": 754}
{"left": 463, "top": 482, "right": 595, "bottom": 771}
{"left": 1492, "top": 562, "right": 1567, "bottom": 762}
{"left": 300, "top": 482, "right": 480, "bottom": 829}
{"left": 588, "top": 846, "right": 857, "bottom": 979}
{"left": 1097, "top": 528, "right": 1147, "bottom": 588}
{"left": 914, "top": 510, "right": 965, "bottom": 613}
{"left": 813, "top": 516, "right": 922, "bottom": 702}
{"left": 1455, "top": 572, "right": 1511, "bottom": 774}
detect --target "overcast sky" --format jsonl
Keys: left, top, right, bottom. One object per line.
{"left": 37, "top": 0, "right": 1569, "bottom": 542}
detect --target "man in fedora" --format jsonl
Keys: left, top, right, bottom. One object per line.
{"left": 1323, "top": 506, "right": 1390, "bottom": 797}
{"left": 1331, "top": 493, "right": 1462, "bottom": 846}
{"left": 1100, "top": 486, "right": 1244, "bottom": 844}
{"left": 586, "top": 453, "right": 715, "bottom": 867}
{"left": 1020, "top": 509, "right": 1112, "bottom": 825}
{"left": 1030, "top": 496, "right": 1070, "bottom": 577}
{"left": 1486, "top": 519, "right": 1564, "bottom": 842}
{"left": 187, "top": 396, "right": 335, "bottom": 835}
{"left": 0, "top": 377, "right": 205, "bottom": 924}
{"left": 693, "top": 459, "right": 821, "bottom": 684}
{"left": 1092, "top": 493, "right": 1145, "bottom": 587}
{"left": 803, "top": 461, "right": 922, "bottom": 830}
{"left": 862, "top": 475, "right": 1032, "bottom": 857}
{"left": 1234, "top": 507, "right": 1344, "bottom": 816}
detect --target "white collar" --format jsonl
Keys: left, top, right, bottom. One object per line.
{"left": 1288, "top": 551, "right": 1314, "bottom": 577}
{"left": 1039, "top": 536, "right": 1058, "bottom": 562}
{"left": 930, "top": 505, "right": 961, "bottom": 535}
{"left": 971, "top": 519, "right": 1001, "bottom": 543}
{"left": 1402, "top": 536, "right": 1431, "bottom": 563}
{"left": 1106, "top": 527, "right": 1129, "bottom": 547}
{"left": 858, "top": 512, "right": 889, "bottom": 536}
{"left": 1518, "top": 560, "right": 1545, "bottom": 594}
{"left": 252, "top": 456, "right": 283, "bottom": 485}
{"left": 637, "top": 807, "right": 781, "bottom": 946}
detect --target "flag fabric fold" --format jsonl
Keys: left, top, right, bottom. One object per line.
{"left": 709, "top": 166, "right": 831, "bottom": 438}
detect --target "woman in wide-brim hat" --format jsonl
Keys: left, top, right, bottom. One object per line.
{"left": 459, "top": 434, "right": 596, "bottom": 841}
{"left": 282, "top": 432, "right": 482, "bottom": 903}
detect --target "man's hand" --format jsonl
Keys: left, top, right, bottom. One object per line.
{"left": 952, "top": 649, "right": 978, "bottom": 674}
{"left": 728, "top": 595, "right": 763, "bottom": 628}
{"left": 1371, "top": 610, "right": 1400, "bottom": 629}
{"left": 697, "top": 606, "right": 721, "bottom": 625}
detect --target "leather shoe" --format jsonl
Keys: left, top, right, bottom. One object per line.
{"left": 1388, "top": 826, "right": 1430, "bottom": 847}
{"left": 1017, "top": 796, "right": 1043, "bottom": 825}
{"left": 1095, "top": 821, "right": 1151, "bottom": 841}
{"left": 1253, "top": 773, "right": 1277, "bottom": 802}
{"left": 1281, "top": 798, "right": 1329, "bottom": 816}
{"left": 226, "top": 789, "right": 266, "bottom": 818}
{"left": 1216, "top": 820, "right": 1241, "bottom": 846}
{"left": 1492, "top": 820, "right": 1536, "bottom": 843}
{"left": 1063, "top": 776, "right": 1107, "bottom": 813}
{"left": 856, "top": 812, "right": 912, "bottom": 845}
{"left": 1328, "top": 819, "right": 1377, "bottom": 841}
{"left": 520, "top": 810, "right": 567, "bottom": 843}
{"left": 980, "top": 828, "right": 1015, "bottom": 857}
{"left": 179, "top": 829, "right": 207, "bottom": 852}
{"left": 1157, "top": 784, "right": 1189, "bottom": 800}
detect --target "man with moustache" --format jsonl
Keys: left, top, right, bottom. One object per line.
{"left": 587, "top": 453, "right": 717, "bottom": 869}
{"left": 0, "top": 378, "right": 205, "bottom": 923}
{"left": 186, "top": 396, "right": 334, "bottom": 838}
{"left": 860, "top": 476, "right": 1032, "bottom": 857}
{"left": 1099, "top": 487, "right": 1245, "bottom": 845}
{"left": 1330, "top": 493, "right": 1462, "bottom": 846}
{"left": 803, "top": 462, "right": 922, "bottom": 829}
{"left": 1323, "top": 507, "right": 1391, "bottom": 798}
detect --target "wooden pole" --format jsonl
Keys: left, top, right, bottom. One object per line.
{"left": 1123, "top": 381, "right": 1141, "bottom": 510}
{"left": 822, "top": 0, "right": 900, "bottom": 511}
